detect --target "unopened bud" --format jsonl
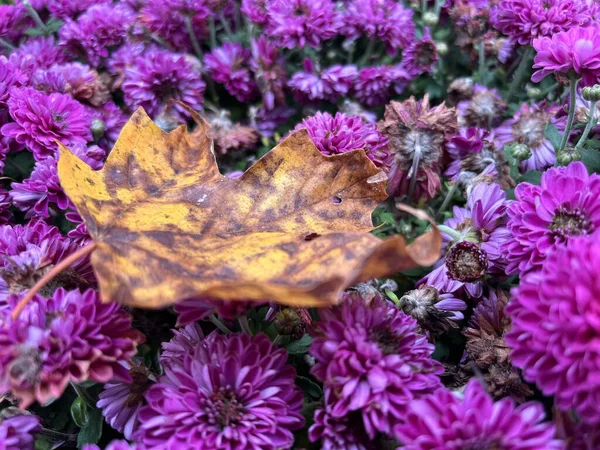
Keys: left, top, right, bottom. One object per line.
{"left": 506, "top": 142, "right": 531, "bottom": 161}
{"left": 582, "top": 85, "right": 600, "bottom": 102}
{"left": 435, "top": 41, "right": 449, "bottom": 56}
{"left": 526, "top": 87, "right": 541, "bottom": 99}
{"left": 423, "top": 12, "right": 439, "bottom": 26}
{"left": 91, "top": 119, "right": 105, "bottom": 142}
{"left": 556, "top": 147, "right": 581, "bottom": 166}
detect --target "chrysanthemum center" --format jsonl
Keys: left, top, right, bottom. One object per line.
{"left": 206, "top": 387, "right": 246, "bottom": 429}
{"left": 462, "top": 440, "right": 502, "bottom": 450}
{"left": 550, "top": 206, "right": 594, "bottom": 237}
{"left": 512, "top": 111, "right": 547, "bottom": 148}
{"left": 8, "top": 347, "right": 42, "bottom": 386}
{"left": 416, "top": 43, "right": 436, "bottom": 67}
{"left": 369, "top": 324, "right": 403, "bottom": 356}
{"left": 446, "top": 241, "right": 488, "bottom": 282}
{"left": 124, "top": 365, "right": 153, "bottom": 407}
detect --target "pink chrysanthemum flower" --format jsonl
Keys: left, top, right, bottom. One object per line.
{"left": 491, "top": 0, "right": 591, "bottom": 45}
{"left": 395, "top": 380, "right": 564, "bottom": 449}
{"left": 0, "top": 414, "right": 40, "bottom": 450}
{"left": 310, "top": 296, "right": 443, "bottom": 438}
{"left": 507, "top": 235, "right": 600, "bottom": 424}
{"left": 503, "top": 161, "right": 600, "bottom": 276}
{"left": 136, "top": 333, "right": 304, "bottom": 450}
{"left": 204, "top": 43, "right": 258, "bottom": 103}
{"left": 532, "top": 24, "right": 600, "bottom": 87}
{"left": 0, "top": 288, "right": 144, "bottom": 407}
{"left": 292, "top": 111, "right": 391, "bottom": 170}
{"left": 494, "top": 102, "right": 565, "bottom": 171}
{"left": 1, "top": 87, "right": 92, "bottom": 161}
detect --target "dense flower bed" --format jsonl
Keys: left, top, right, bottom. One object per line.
{"left": 0, "top": 0, "right": 599, "bottom": 449}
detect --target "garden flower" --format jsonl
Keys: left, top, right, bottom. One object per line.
{"left": 507, "top": 235, "right": 600, "bottom": 424}
{"left": 1, "top": 87, "right": 92, "bottom": 161}
{"left": 136, "top": 333, "right": 304, "bottom": 449}
{"left": 491, "top": 0, "right": 591, "bottom": 45}
{"left": 503, "top": 161, "right": 600, "bottom": 275}
{"left": 495, "top": 102, "right": 565, "bottom": 171}
{"left": 292, "top": 111, "right": 391, "bottom": 170}
{"left": 123, "top": 50, "right": 205, "bottom": 118}
{"left": 0, "top": 288, "right": 144, "bottom": 407}
{"left": 10, "top": 37, "right": 68, "bottom": 72}
{"left": 0, "top": 413, "right": 40, "bottom": 450}
{"left": 265, "top": 0, "right": 341, "bottom": 49}
{"left": 0, "top": 4, "right": 28, "bottom": 44}
{"left": 88, "top": 102, "right": 129, "bottom": 150}
{"left": 445, "top": 128, "right": 504, "bottom": 183}
{"left": 394, "top": 380, "right": 564, "bottom": 449}
{"left": 249, "top": 37, "right": 288, "bottom": 110}
{"left": 204, "top": 43, "right": 259, "bottom": 103}
{"left": 48, "top": 0, "right": 107, "bottom": 19}
{"left": 321, "top": 65, "right": 358, "bottom": 101}
{"left": 401, "top": 28, "right": 439, "bottom": 76}
{"left": 458, "top": 85, "right": 507, "bottom": 129}
{"left": 532, "top": 24, "right": 600, "bottom": 87}
{"left": 353, "top": 66, "right": 411, "bottom": 107}
{"left": 288, "top": 59, "right": 328, "bottom": 103}
{"left": 310, "top": 295, "right": 443, "bottom": 438}
{"left": 241, "top": 0, "right": 268, "bottom": 25}
{"left": 84, "top": 441, "right": 144, "bottom": 450}
{"left": 160, "top": 322, "right": 204, "bottom": 367}
{"left": 174, "top": 297, "right": 257, "bottom": 325}
{"left": 0, "top": 58, "right": 27, "bottom": 109}
{"left": 378, "top": 95, "right": 458, "bottom": 201}
{"left": 206, "top": 110, "right": 260, "bottom": 154}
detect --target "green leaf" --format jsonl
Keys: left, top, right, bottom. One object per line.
{"left": 70, "top": 397, "right": 89, "bottom": 428}
{"left": 503, "top": 146, "right": 520, "bottom": 181}
{"left": 45, "top": 18, "right": 64, "bottom": 34}
{"left": 24, "top": 27, "right": 45, "bottom": 37}
{"left": 296, "top": 376, "right": 322, "bottom": 399}
{"left": 286, "top": 334, "right": 312, "bottom": 355}
{"left": 519, "top": 170, "right": 543, "bottom": 185}
{"left": 544, "top": 122, "right": 562, "bottom": 151}
{"left": 580, "top": 147, "right": 600, "bottom": 173}
{"left": 77, "top": 406, "right": 103, "bottom": 447}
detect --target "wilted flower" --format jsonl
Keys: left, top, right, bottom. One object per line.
{"left": 123, "top": 50, "right": 205, "bottom": 118}
{"left": 447, "top": 77, "right": 475, "bottom": 105}
{"left": 532, "top": 24, "right": 600, "bottom": 87}
{"left": 310, "top": 296, "right": 443, "bottom": 438}
{"left": 266, "top": 0, "right": 341, "bottom": 49}
{"left": 206, "top": 110, "right": 260, "bottom": 155}
{"left": 458, "top": 85, "right": 507, "bottom": 129}
{"left": 1, "top": 87, "right": 91, "bottom": 161}
{"left": 204, "top": 43, "right": 259, "bottom": 103}
{"left": 137, "top": 333, "right": 304, "bottom": 449}
{"left": 0, "top": 288, "right": 144, "bottom": 407}
{"left": 293, "top": 111, "right": 391, "bottom": 170}
{"left": 401, "top": 28, "right": 439, "bottom": 76}
{"left": 378, "top": 95, "right": 458, "bottom": 200}
{"left": 503, "top": 161, "right": 600, "bottom": 276}
{"left": 507, "top": 236, "right": 600, "bottom": 424}
{"left": 0, "top": 413, "right": 40, "bottom": 450}
{"left": 394, "top": 380, "right": 564, "bottom": 449}
{"left": 495, "top": 102, "right": 565, "bottom": 171}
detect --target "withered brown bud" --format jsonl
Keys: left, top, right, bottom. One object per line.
{"left": 446, "top": 241, "right": 488, "bottom": 282}
{"left": 398, "top": 287, "right": 462, "bottom": 335}
{"left": 447, "top": 77, "right": 474, "bottom": 106}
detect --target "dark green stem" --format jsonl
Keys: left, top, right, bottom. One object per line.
{"left": 508, "top": 47, "right": 534, "bottom": 101}
{"left": 185, "top": 16, "right": 203, "bottom": 60}
{"left": 559, "top": 77, "right": 579, "bottom": 152}
{"left": 575, "top": 101, "right": 597, "bottom": 150}
{"left": 0, "top": 38, "right": 16, "bottom": 51}
{"left": 360, "top": 39, "right": 376, "bottom": 66}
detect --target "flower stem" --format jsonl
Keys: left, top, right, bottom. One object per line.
{"left": 559, "top": 77, "right": 579, "bottom": 152}
{"left": 575, "top": 101, "right": 597, "bottom": 150}
{"left": 478, "top": 38, "right": 486, "bottom": 84}
{"left": 508, "top": 47, "right": 533, "bottom": 101}
{"left": 185, "top": 16, "right": 203, "bottom": 60}
{"left": 208, "top": 16, "right": 218, "bottom": 48}
{"left": 238, "top": 316, "right": 252, "bottom": 335}
{"left": 10, "top": 243, "right": 97, "bottom": 322}
{"left": 208, "top": 314, "right": 231, "bottom": 334}
{"left": 0, "top": 38, "right": 16, "bottom": 51}
{"left": 437, "top": 182, "right": 458, "bottom": 217}
{"left": 360, "top": 39, "right": 376, "bottom": 66}
{"left": 220, "top": 14, "right": 234, "bottom": 40}
{"left": 23, "top": 1, "right": 47, "bottom": 35}
{"left": 437, "top": 224, "right": 462, "bottom": 242}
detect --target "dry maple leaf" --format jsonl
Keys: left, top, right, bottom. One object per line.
{"left": 57, "top": 108, "right": 441, "bottom": 309}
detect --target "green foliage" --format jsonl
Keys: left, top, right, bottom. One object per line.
{"left": 286, "top": 334, "right": 313, "bottom": 355}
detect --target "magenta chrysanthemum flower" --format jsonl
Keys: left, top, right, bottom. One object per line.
{"left": 87, "top": 102, "right": 128, "bottom": 151}
{"left": 1, "top": 87, "right": 91, "bottom": 160}
{"left": 292, "top": 112, "right": 391, "bottom": 170}
{"left": 420, "top": 182, "right": 510, "bottom": 298}
{"left": 97, "top": 362, "right": 154, "bottom": 440}
{"left": 266, "top": 0, "right": 341, "bottom": 49}
{"left": 445, "top": 127, "right": 502, "bottom": 182}
{"left": 394, "top": 380, "right": 564, "bottom": 449}
{"left": 288, "top": 60, "right": 327, "bottom": 103}
{"left": 10, "top": 157, "right": 70, "bottom": 219}
{"left": 0, "top": 188, "right": 12, "bottom": 225}
{"left": 136, "top": 333, "right": 304, "bottom": 449}
{"left": 47, "top": 0, "right": 108, "bottom": 19}
{"left": 160, "top": 323, "right": 204, "bottom": 367}
{"left": 494, "top": 102, "right": 565, "bottom": 171}
{"left": 241, "top": 0, "right": 268, "bottom": 25}
{"left": 343, "top": 0, "right": 415, "bottom": 53}
{"left": 491, "top": 0, "right": 591, "bottom": 45}
{"left": 503, "top": 161, "right": 600, "bottom": 276}
{"left": 204, "top": 43, "right": 258, "bottom": 103}
{"left": 59, "top": 4, "right": 133, "bottom": 66}
{"left": 507, "top": 236, "right": 600, "bottom": 424}
{"left": 0, "top": 4, "right": 28, "bottom": 43}
{"left": 0, "top": 58, "right": 27, "bottom": 109}
{"left": 249, "top": 37, "right": 287, "bottom": 110}
{"left": 353, "top": 66, "right": 410, "bottom": 107}
{"left": 310, "top": 296, "right": 443, "bottom": 438}
{"left": 83, "top": 440, "right": 144, "bottom": 450}
{"left": 123, "top": 50, "right": 205, "bottom": 117}
{"left": 0, "top": 414, "right": 40, "bottom": 450}
{"left": 401, "top": 28, "right": 439, "bottom": 76}
{"left": 532, "top": 24, "right": 600, "bottom": 87}
{"left": 321, "top": 65, "right": 358, "bottom": 101}
{"left": 174, "top": 297, "right": 257, "bottom": 325}
{"left": 0, "top": 288, "right": 144, "bottom": 407}
{"left": 10, "top": 37, "right": 69, "bottom": 72}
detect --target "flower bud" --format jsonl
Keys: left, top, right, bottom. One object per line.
{"left": 423, "top": 12, "right": 439, "bottom": 26}
{"left": 445, "top": 241, "right": 488, "bottom": 282}
{"left": 506, "top": 142, "right": 531, "bottom": 161}
{"left": 582, "top": 85, "right": 600, "bottom": 102}
{"left": 435, "top": 41, "right": 449, "bottom": 56}
{"left": 526, "top": 87, "right": 541, "bottom": 99}
{"left": 91, "top": 118, "right": 105, "bottom": 142}
{"left": 556, "top": 147, "right": 581, "bottom": 166}
{"left": 274, "top": 308, "right": 305, "bottom": 338}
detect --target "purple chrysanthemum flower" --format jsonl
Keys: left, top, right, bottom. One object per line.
{"left": 491, "top": 0, "right": 590, "bottom": 45}
{"left": 0, "top": 188, "right": 12, "bottom": 225}
{"left": 420, "top": 182, "right": 510, "bottom": 298}
{"left": 204, "top": 43, "right": 258, "bottom": 103}
{"left": 160, "top": 323, "right": 204, "bottom": 367}
{"left": 266, "top": 0, "right": 341, "bottom": 49}
{"left": 0, "top": 4, "right": 28, "bottom": 43}
{"left": 31, "top": 68, "right": 67, "bottom": 94}
{"left": 503, "top": 161, "right": 600, "bottom": 276}
{"left": 288, "top": 59, "right": 327, "bottom": 103}
{"left": 401, "top": 28, "right": 438, "bottom": 76}
{"left": 321, "top": 65, "right": 358, "bottom": 101}
{"left": 343, "top": 0, "right": 415, "bottom": 53}
{"left": 494, "top": 102, "right": 565, "bottom": 171}
{"left": 59, "top": 4, "right": 133, "bottom": 66}
{"left": 445, "top": 128, "right": 504, "bottom": 183}
{"left": 507, "top": 235, "right": 600, "bottom": 424}
{"left": 310, "top": 296, "right": 443, "bottom": 438}
{"left": 241, "top": 0, "right": 268, "bottom": 25}
{"left": 249, "top": 37, "right": 287, "bottom": 110}
{"left": 292, "top": 112, "right": 392, "bottom": 170}
{"left": 1, "top": 87, "right": 92, "bottom": 161}
{"left": 0, "top": 288, "right": 144, "bottom": 407}
{"left": 0, "top": 414, "right": 40, "bottom": 450}
{"left": 87, "top": 102, "right": 128, "bottom": 151}
{"left": 354, "top": 66, "right": 410, "bottom": 107}
{"left": 107, "top": 42, "right": 148, "bottom": 89}
{"left": 394, "top": 380, "right": 564, "bottom": 449}
{"left": 83, "top": 440, "right": 144, "bottom": 450}
{"left": 0, "top": 58, "right": 27, "bottom": 109}
{"left": 123, "top": 50, "right": 205, "bottom": 118}
{"left": 136, "top": 333, "right": 304, "bottom": 449}
{"left": 174, "top": 297, "right": 257, "bottom": 326}
{"left": 10, "top": 37, "right": 69, "bottom": 72}
{"left": 97, "top": 362, "right": 154, "bottom": 440}
{"left": 45, "top": 63, "right": 110, "bottom": 107}
{"left": 249, "top": 105, "right": 295, "bottom": 137}
{"left": 47, "top": 0, "right": 109, "bottom": 19}
{"left": 10, "top": 156, "right": 70, "bottom": 219}
{"left": 532, "top": 24, "right": 600, "bottom": 87}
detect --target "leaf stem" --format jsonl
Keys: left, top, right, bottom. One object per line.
{"left": 575, "top": 101, "right": 597, "bottom": 150}
{"left": 0, "top": 38, "right": 16, "bottom": 51}
{"left": 70, "top": 381, "right": 95, "bottom": 407}
{"left": 508, "top": 47, "right": 533, "bottom": 101}
{"left": 23, "top": 1, "right": 48, "bottom": 35}
{"left": 360, "top": 39, "right": 376, "bottom": 66}
{"left": 10, "top": 242, "right": 97, "bottom": 322}
{"left": 208, "top": 314, "right": 231, "bottom": 334}
{"left": 437, "top": 182, "right": 458, "bottom": 217}
{"left": 238, "top": 316, "right": 252, "bottom": 335}
{"left": 559, "top": 77, "right": 579, "bottom": 152}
